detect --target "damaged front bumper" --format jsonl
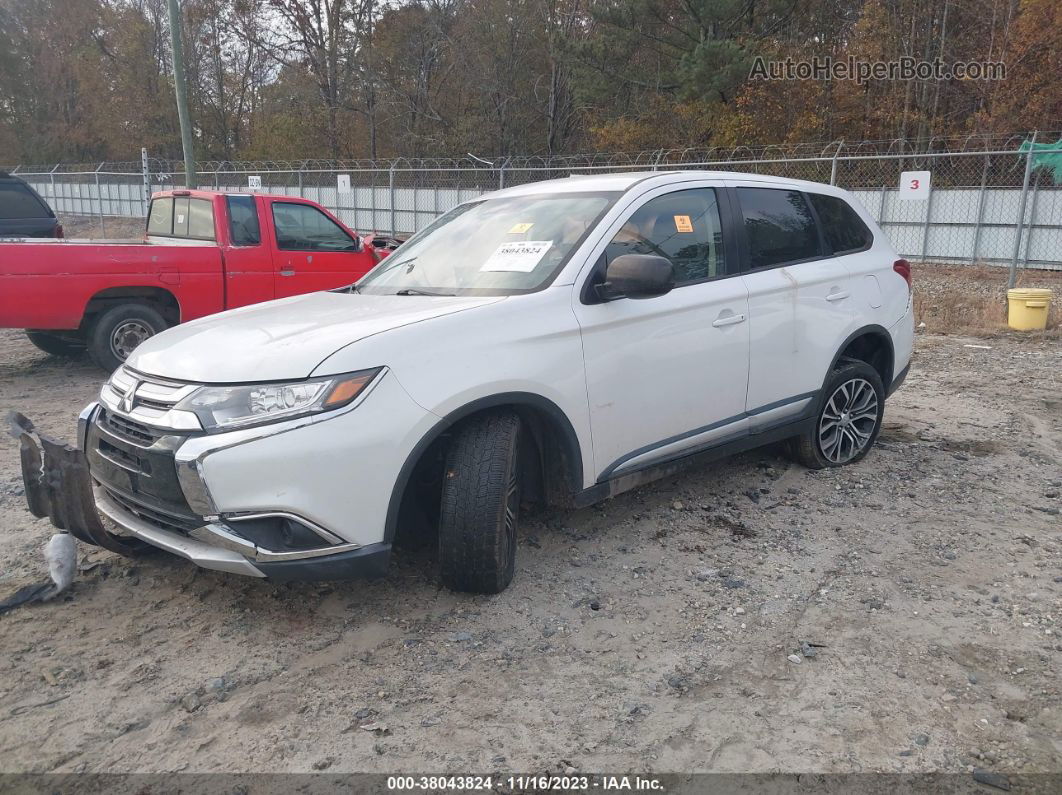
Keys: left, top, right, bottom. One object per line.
{"left": 7, "top": 407, "right": 389, "bottom": 581}
{"left": 8, "top": 409, "right": 142, "bottom": 557}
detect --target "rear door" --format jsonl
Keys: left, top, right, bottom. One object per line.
{"left": 266, "top": 200, "right": 366, "bottom": 297}
{"left": 729, "top": 182, "right": 855, "bottom": 427}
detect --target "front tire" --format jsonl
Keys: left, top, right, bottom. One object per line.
{"left": 25, "top": 330, "right": 84, "bottom": 358}
{"left": 786, "top": 359, "right": 885, "bottom": 469}
{"left": 438, "top": 411, "right": 522, "bottom": 594}
{"left": 87, "top": 303, "right": 168, "bottom": 371}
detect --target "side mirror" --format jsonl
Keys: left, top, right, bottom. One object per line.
{"left": 597, "top": 254, "right": 674, "bottom": 300}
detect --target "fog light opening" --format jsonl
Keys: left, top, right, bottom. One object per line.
{"left": 223, "top": 513, "right": 339, "bottom": 553}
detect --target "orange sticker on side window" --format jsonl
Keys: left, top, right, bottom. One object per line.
{"left": 673, "top": 215, "right": 693, "bottom": 233}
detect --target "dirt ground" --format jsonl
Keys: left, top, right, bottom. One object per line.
{"left": 0, "top": 321, "right": 1059, "bottom": 781}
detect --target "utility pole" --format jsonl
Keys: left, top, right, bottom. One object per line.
{"left": 167, "top": 0, "right": 196, "bottom": 188}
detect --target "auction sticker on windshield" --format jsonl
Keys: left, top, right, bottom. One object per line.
{"left": 481, "top": 240, "right": 553, "bottom": 272}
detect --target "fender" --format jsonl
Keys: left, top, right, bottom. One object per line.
{"left": 824, "top": 323, "right": 895, "bottom": 389}
{"left": 382, "top": 392, "right": 584, "bottom": 544}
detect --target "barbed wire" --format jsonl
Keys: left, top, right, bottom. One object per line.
{"left": 6, "top": 131, "right": 1059, "bottom": 176}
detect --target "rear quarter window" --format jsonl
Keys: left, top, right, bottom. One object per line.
{"left": 808, "top": 193, "right": 873, "bottom": 253}
{"left": 226, "top": 195, "right": 261, "bottom": 245}
{"left": 0, "top": 181, "right": 50, "bottom": 219}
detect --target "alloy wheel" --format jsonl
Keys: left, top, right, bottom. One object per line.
{"left": 818, "top": 377, "right": 879, "bottom": 464}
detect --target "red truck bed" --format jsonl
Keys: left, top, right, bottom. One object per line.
{"left": 0, "top": 189, "right": 387, "bottom": 369}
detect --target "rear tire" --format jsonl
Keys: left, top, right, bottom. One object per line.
{"left": 438, "top": 411, "right": 522, "bottom": 594}
{"left": 786, "top": 359, "right": 885, "bottom": 469}
{"left": 24, "top": 330, "right": 83, "bottom": 358}
{"left": 87, "top": 303, "right": 168, "bottom": 371}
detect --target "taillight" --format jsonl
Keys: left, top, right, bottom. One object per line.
{"left": 55, "top": 224, "right": 64, "bottom": 238}
{"left": 893, "top": 258, "right": 911, "bottom": 289}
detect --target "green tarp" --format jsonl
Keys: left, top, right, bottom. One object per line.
{"left": 1018, "top": 137, "right": 1062, "bottom": 183}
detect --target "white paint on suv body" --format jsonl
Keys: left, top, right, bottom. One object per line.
{"left": 120, "top": 171, "right": 914, "bottom": 549}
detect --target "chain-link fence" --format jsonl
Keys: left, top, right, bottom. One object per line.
{"left": 7, "top": 132, "right": 1061, "bottom": 272}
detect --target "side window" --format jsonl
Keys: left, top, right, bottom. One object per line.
{"left": 272, "top": 203, "right": 356, "bottom": 251}
{"left": 737, "top": 187, "right": 821, "bottom": 268}
{"left": 0, "top": 180, "right": 50, "bottom": 218}
{"left": 604, "top": 188, "right": 725, "bottom": 284}
{"left": 147, "top": 197, "right": 173, "bottom": 236}
{"left": 808, "top": 192, "right": 872, "bottom": 254}
{"left": 226, "top": 195, "right": 261, "bottom": 246}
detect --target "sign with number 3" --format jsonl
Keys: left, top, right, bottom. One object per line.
{"left": 899, "top": 170, "right": 931, "bottom": 201}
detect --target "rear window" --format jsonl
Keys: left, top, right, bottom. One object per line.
{"left": 808, "top": 192, "right": 873, "bottom": 253}
{"left": 0, "top": 180, "right": 50, "bottom": 219}
{"left": 226, "top": 195, "right": 261, "bottom": 245}
{"left": 737, "top": 187, "right": 822, "bottom": 269}
{"left": 147, "top": 196, "right": 216, "bottom": 240}
{"left": 147, "top": 198, "right": 173, "bottom": 235}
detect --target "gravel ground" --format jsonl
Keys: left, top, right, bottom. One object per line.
{"left": 0, "top": 325, "right": 1059, "bottom": 782}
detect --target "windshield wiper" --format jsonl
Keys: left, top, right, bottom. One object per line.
{"left": 395, "top": 288, "right": 455, "bottom": 297}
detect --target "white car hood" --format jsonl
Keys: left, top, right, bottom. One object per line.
{"left": 127, "top": 291, "right": 503, "bottom": 382}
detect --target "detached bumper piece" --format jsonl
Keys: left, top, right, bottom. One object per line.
{"left": 7, "top": 412, "right": 141, "bottom": 556}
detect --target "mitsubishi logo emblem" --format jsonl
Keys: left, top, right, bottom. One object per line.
{"left": 120, "top": 379, "right": 140, "bottom": 413}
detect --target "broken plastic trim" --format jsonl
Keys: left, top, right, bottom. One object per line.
{"left": 6, "top": 411, "right": 141, "bottom": 556}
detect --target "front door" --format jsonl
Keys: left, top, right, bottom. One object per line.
{"left": 572, "top": 185, "right": 751, "bottom": 481}
{"left": 268, "top": 201, "right": 366, "bottom": 298}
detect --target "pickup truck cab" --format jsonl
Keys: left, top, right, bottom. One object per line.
{"left": 13, "top": 171, "right": 913, "bottom": 594}
{"left": 0, "top": 189, "right": 383, "bottom": 369}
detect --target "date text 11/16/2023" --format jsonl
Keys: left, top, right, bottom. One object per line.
{"left": 386, "top": 775, "right": 665, "bottom": 791}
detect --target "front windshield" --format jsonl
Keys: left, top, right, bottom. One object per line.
{"left": 357, "top": 191, "right": 618, "bottom": 296}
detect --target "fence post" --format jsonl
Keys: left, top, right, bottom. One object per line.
{"left": 49, "top": 163, "right": 59, "bottom": 212}
{"left": 1009, "top": 131, "right": 1037, "bottom": 288}
{"left": 919, "top": 177, "right": 935, "bottom": 263}
{"left": 1024, "top": 176, "right": 1041, "bottom": 267}
{"left": 141, "top": 148, "right": 150, "bottom": 212}
{"left": 388, "top": 162, "right": 396, "bottom": 236}
{"left": 829, "top": 141, "right": 843, "bottom": 185}
{"left": 498, "top": 159, "right": 508, "bottom": 190}
{"left": 95, "top": 162, "right": 106, "bottom": 237}
{"left": 969, "top": 152, "right": 990, "bottom": 265}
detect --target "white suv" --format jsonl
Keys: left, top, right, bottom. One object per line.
{"left": 16, "top": 171, "right": 913, "bottom": 593}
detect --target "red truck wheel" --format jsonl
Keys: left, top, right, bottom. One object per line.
{"left": 87, "top": 304, "right": 169, "bottom": 371}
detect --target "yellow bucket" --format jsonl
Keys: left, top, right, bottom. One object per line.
{"left": 1007, "top": 288, "right": 1054, "bottom": 331}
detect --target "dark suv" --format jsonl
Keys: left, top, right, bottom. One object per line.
{"left": 0, "top": 172, "right": 62, "bottom": 238}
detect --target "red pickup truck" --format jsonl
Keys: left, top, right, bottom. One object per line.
{"left": 0, "top": 189, "right": 394, "bottom": 370}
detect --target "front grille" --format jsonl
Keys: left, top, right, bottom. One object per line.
{"left": 100, "top": 410, "right": 163, "bottom": 446}
{"left": 105, "top": 487, "right": 201, "bottom": 534}
{"left": 87, "top": 413, "right": 198, "bottom": 523}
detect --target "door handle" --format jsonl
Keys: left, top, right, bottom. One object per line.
{"left": 279, "top": 268, "right": 295, "bottom": 277}
{"left": 712, "top": 313, "right": 747, "bottom": 328}
{"left": 826, "top": 290, "right": 850, "bottom": 301}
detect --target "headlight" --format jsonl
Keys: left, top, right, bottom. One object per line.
{"left": 176, "top": 368, "right": 382, "bottom": 431}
